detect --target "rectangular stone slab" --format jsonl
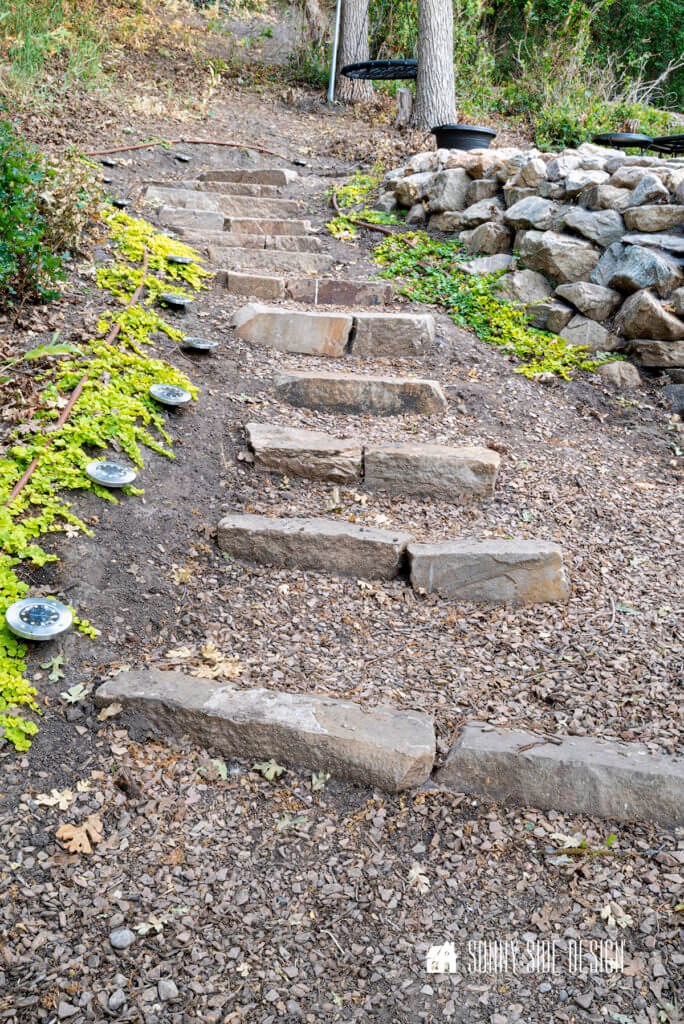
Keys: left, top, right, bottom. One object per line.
{"left": 364, "top": 444, "right": 500, "bottom": 499}
{"left": 211, "top": 250, "right": 334, "bottom": 275}
{"left": 226, "top": 272, "right": 285, "bottom": 299}
{"left": 434, "top": 723, "right": 684, "bottom": 826}
{"left": 198, "top": 181, "right": 280, "bottom": 197}
{"left": 246, "top": 422, "right": 362, "bottom": 482}
{"left": 224, "top": 217, "right": 310, "bottom": 236}
{"left": 199, "top": 168, "right": 297, "bottom": 186}
{"left": 95, "top": 670, "right": 435, "bottom": 793}
{"left": 351, "top": 312, "right": 436, "bottom": 358}
{"left": 232, "top": 304, "right": 353, "bottom": 357}
{"left": 408, "top": 538, "right": 569, "bottom": 604}
{"left": 217, "top": 514, "right": 413, "bottom": 579}
{"left": 217, "top": 196, "right": 302, "bottom": 218}
{"left": 274, "top": 372, "right": 448, "bottom": 416}
{"left": 145, "top": 186, "right": 220, "bottom": 210}
{"left": 285, "top": 279, "right": 393, "bottom": 307}
{"left": 157, "top": 206, "right": 226, "bottom": 234}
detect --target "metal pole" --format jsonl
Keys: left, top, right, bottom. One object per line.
{"left": 328, "top": 0, "right": 342, "bottom": 103}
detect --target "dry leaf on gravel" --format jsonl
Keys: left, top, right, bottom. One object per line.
{"left": 97, "top": 702, "right": 123, "bottom": 722}
{"left": 35, "top": 789, "right": 75, "bottom": 810}
{"left": 55, "top": 815, "right": 104, "bottom": 854}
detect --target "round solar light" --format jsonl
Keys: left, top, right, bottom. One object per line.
{"left": 159, "top": 292, "right": 192, "bottom": 311}
{"left": 85, "top": 459, "right": 137, "bottom": 488}
{"left": 111, "top": 197, "right": 130, "bottom": 209}
{"left": 5, "top": 598, "right": 73, "bottom": 642}
{"left": 181, "top": 336, "right": 218, "bottom": 351}
{"left": 174, "top": 152, "right": 192, "bottom": 163}
{"left": 149, "top": 383, "right": 192, "bottom": 406}
{"left": 166, "top": 254, "right": 193, "bottom": 266}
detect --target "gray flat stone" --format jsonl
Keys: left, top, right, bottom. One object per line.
{"left": 351, "top": 312, "right": 435, "bottom": 358}
{"left": 364, "top": 444, "right": 500, "bottom": 500}
{"left": 231, "top": 304, "right": 353, "bottom": 357}
{"left": 199, "top": 168, "right": 297, "bottom": 186}
{"left": 145, "top": 186, "right": 220, "bottom": 210}
{"left": 629, "top": 340, "right": 684, "bottom": 367}
{"left": 212, "top": 249, "right": 333, "bottom": 275}
{"left": 434, "top": 723, "right": 684, "bottom": 826}
{"left": 217, "top": 514, "right": 413, "bottom": 579}
{"left": 274, "top": 372, "right": 448, "bottom": 417}
{"left": 408, "top": 538, "right": 569, "bottom": 605}
{"left": 460, "top": 197, "right": 505, "bottom": 228}
{"left": 615, "top": 290, "right": 684, "bottom": 340}
{"left": 504, "top": 196, "right": 560, "bottom": 231}
{"left": 528, "top": 298, "right": 573, "bottom": 333}
{"left": 624, "top": 205, "right": 684, "bottom": 233}
{"left": 519, "top": 230, "right": 600, "bottom": 284}
{"left": 622, "top": 231, "right": 684, "bottom": 255}
{"left": 554, "top": 281, "right": 621, "bottom": 321}
{"left": 246, "top": 422, "right": 362, "bottom": 483}
{"left": 157, "top": 206, "right": 225, "bottom": 234}
{"left": 561, "top": 206, "right": 625, "bottom": 247}
{"left": 559, "top": 314, "right": 616, "bottom": 353}
{"left": 96, "top": 670, "right": 435, "bottom": 792}
{"left": 591, "top": 243, "right": 683, "bottom": 298}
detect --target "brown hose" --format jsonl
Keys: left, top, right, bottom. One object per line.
{"left": 331, "top": 187, "right": 397, "bottom": 236}
{"left": 5, "top": 253, "right": 150, "bottom": 507}
{"left": 84, "top": 138, "right": 291, "bottom": 160}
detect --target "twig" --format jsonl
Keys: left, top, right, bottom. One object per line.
{"left": 331, "top": 186, "right": 398, "bottom": 236}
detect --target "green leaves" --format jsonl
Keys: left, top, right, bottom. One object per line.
{"left": 253, "top": 759, "right": 286, "bottom": 781}
{"left": 40, "top": 654, "right": 65, "bottom": 682}
{"left": 60, "top": 683, "right": 89, "bottom": 704}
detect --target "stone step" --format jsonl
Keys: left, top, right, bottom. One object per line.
{"left": 219, "top": 196, "right": 304, "bottom": 219}
{"left": 232, "top": 304, "right": 353, "bottom": 357}
{"left": 96, "top": 669, "right": 435, "bottom": 793}
{"left": 246, "top": 422, "right": 362, "bottom": 482}
{"left": 217, "top": 514, "right": 413, "bottom": 580}
{"left": 408, "top": 538, "right": 569, "bottom": 605}
{"left": 434, "top": 723, "right": 683, "bottom": 826}
{"left": 183, "top": 233, "right": 323, "bottom": 252}
{"left": 145, "top": 186, "right": 220, "bottom": 210}
{"left": 364, "top": 444, "right": 500, "bottom": 499}
{"left": 225, "top": 273, "right": 393, "bottom": 306}
{"left": 199, "top": 168, "right": 298, "bottom": 187}
{"left": 158, "top": 206, "right": 225, "bottom": 234}
{"left": 198, "top": 181, "right": 281, "bottom": 198}
{"left": 274, "top": 372, "right": 448, "bottom": 417}
{"left": 213, "top": 250, "right": 335, "bottom": 275}
{"left": 350, "top": 312, "right": 435, "bottom": 358}
{"left": 224, "top": 218, "right": 311, "bottom": 236}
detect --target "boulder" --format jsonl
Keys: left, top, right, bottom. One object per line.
{"left": 408, "top": 538, "right": 569, "bottom": 604}
{"left": 502, "top": 186, "right": 536, "bottom": 208}
{"left": 494, "top": 269, "right": 553, "bottom": 307}
{"left": 375, "top": 191, "right": 398, "bottom": 213}
{"left": 560, "top": 315, "right": 616, "bottom": 353}
{"left": 615, "top": 290, "right": 684, "bottom": 340}
{"left": 95, "top": 669, "right": 435, "bottom": 793}
{"left": 429, "top": 211, "right": 463, "bottom": 232}
{"left": 610, "top": 165, "right": 657, "bottom": 189}
{"left": 407, "top": 151, "right": 440, "bottom": 173}
{"left": 629, "top": 340, "right": 684, "bottom": 367}
{"left": 537, "top": 181, "right": 567, "bottom": 200}
{"left": 597, "top": 360, "right": 642, "bottom": 388}
{"left": 528, "top": 298, "right": 573, "bottom": 333}
{"left": 564, "top": 168, "right": 610, "bottom": 197}
{"left": 504, "top": 196, "right": 561, "bottom": 231}
{"left": 457, "top": 254, "right": 515, "bottom": 275}
{"left": 363, "top": 444, "right": 500, "bottom": 500}
{"left": 671, "top": 287, "right": 684, "bottom": 316}
{"left": 246, "top": 423, "right": 362, "bottom": 483}
{"left": 466, "top": 179, "right": 500, "bottom": 205}
{"left": 465, "top": 221, "right": 512, "bottom": 255}
{"left": 426, "top": 168, "right": 470, "bottom": 212}
{"left": 274, "top": 372, "right": 448, "bottom": 416}
{"left": 591, "top": 243, "right": 683, "bottom": 298}
{"left": 466, "top": 150, "right": 503, "bottom": 179}
{"left": 546, "top": 154, "right": 581, "bottom": 182}
{"left": 628, "top": 174, "right": 670, "bottom": 207}
{"left": 405, "top": 202, "right": 426, "bottom": 225}
{"left": 622, "top": 232, "right": 684, "bottom": 255}
{"left": 577, "top": 183, "right": 631, "bottom": 212}
{"left": 562, "top": 206, "right": 625, "bottom": 247}
{"left": 623, "top": 205, "right": 684, "bottom": 233}
{"left": 554, "top": 282, "right": 621, "bottom": 321}
{"left": 510, "top": 156, "right": 547, "bottom": 188}
{"left": 231, "top": 304, "right": 352, "bottom": 357}
{"left": 460, "top": 197, "right": 505, "bottom": 228}
{"left": 519, "top": 230, "right": 600, "bottom": 284}
{"left": 394, "top": 171, "right": 434, "bottom": 206}
{"left": 351, "top": 312, "right": 436, "bottom": 358}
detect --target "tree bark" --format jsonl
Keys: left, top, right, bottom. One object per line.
{"left": 336, "top": 0, "right": 374, "bottom": 103}
{"left": 413, "top": 0, "right": 457, "bottom": 128}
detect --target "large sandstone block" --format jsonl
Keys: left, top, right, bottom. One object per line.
{"left": 408, "top": 538, "right": 569, "bottom": 604}
{"left": 623, "top": 205, "right": 684, "bottom": 233}
{"left": 145, "top": 186, "right": 220, "bottom": 210}
{"left": 232, "top": 304, "right": 352, "bottom": 357}
{"left": 199, "top": 168, "right": 297, "bottom": 186}
{"left": 351, "top": 312, "right": 435, "bottom": 358}
{"left": 217, "top": 196, "right": 302, "bottom": 218}
{"left": 96, "top": 670, "right": 435, "bottom": 793}
{"left": 519, "top": 230, "right": 600, "bottom": 283}
{"left": 615, "top": 290, "right": 684, "bottom": 340}
{"left": 274, "top": 372, "right": 448, "bottom": 416}
{"left": 434, "top": 724, "right": 684, "bottom": 826}
{"left": 157, "top": 206, "right": 225, "bottom": 234}
{"left": 246, "top": 422, "right": 362, "bottom": 483}
{"left": 364, "top": 444, "right": 500, "bottom": 500}
{"left": 577, "top": 183, "right": 631, "bottom": 212}
{"left": 212, "top": 249, "right": 333, "bottom": 275}
{"left": 217, "top": 514, "right": 413, "bottom": 579}
{"left": 226, "top": 272, "right": 285, "bottom": 300}
{"left": 224, "top": 217, "right": 309, "bottom": 236}
{"left": 426, "top": 168, "right": 469, "bottom": 212}
{"left": 560, "top": 315, "right": 615, "bottom": 353}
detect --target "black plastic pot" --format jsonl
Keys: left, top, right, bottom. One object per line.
{"left": 592, "top": 132, "right": 653, "bottom": 151}
{"left": 432, "top": 124, "right": 497, "bottom": 151}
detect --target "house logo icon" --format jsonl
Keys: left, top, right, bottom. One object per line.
{"left": 426, "top": 941, "right": 458, "bottom": 974}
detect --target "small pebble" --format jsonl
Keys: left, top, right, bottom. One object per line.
{"left": 109, "top": 927, "right": 135, "bottom": 950}
{"left": 109, "top": 989, "right": 126, "bottom": 1011}
{"left": 57, "top": 1002, "right": 79, "bottom": 1019}
{"left": 158, "top": 979, "right": 179, "bottom": 1001}
{"left": 539, "top": 982, "right": 552, "bottom": 993}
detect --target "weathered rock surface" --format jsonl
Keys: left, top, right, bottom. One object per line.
{"left": 246, "top": 423, "right": 362, "bottom": 483}
{"left": 426, "top": 168, "right": 469, "bottom": 212}
{"left": 394, "top": 172, "right": 433, "bottom": 206}
{"left": 546, "top": 154, "right": 580, "bottom": 181}
{"left": 671, "top": 287, "right": 684, "bottom": 315}
{"left": 434, "top": 724, "right": 684, "bottom": 826}
{"left": 157, "top": 206, "right": 225, "bottom": 234}
{"left": 519, "top": 231, "right": 600, "bottom": 283}
{"left": 560, "top": 315, "right": 615, "bottom": 352}
{"left": 364, "top": 444, "right": 500, "bottom": 500}
{"left": 200, "top": 168, "right": 297, "bottom": 186}
{"left": 629, "top": 340, "right": 684, "bottom": 367}
{"left": 351, "top": 312, "right": 435, "bottom": 358}
{"left": 623, "top": 205, "right": 684, "bottom": 233}
{"left": 622, "top": 231, "right": 684, "bottom": 254}
{"left": 429, "top": 211, "right": 464, "bottom": 232}
{"left": 610, "top": 165, "right": 655, "bottom": 189}
{"left": 405, "top": 203, "right": 426, "bottom": 226}
{"left": 578, "top": 183, "right": 631, "bottom": 212}
{"left": 564, "top": 168, "right": 609, "bottom": 196}
{"left": 96, "top": 670, "right": 435, "bottom": 792}
{"left": 511, "top": 156, "right": 547, "bottom": 188}
{"left": 504, "top": 196, "right": 561, "bottom": 231}
{"left": 465, "top": 221, "right": 512, "bottom": 254}
{"left": 408, "top": 539, "right": 569, "bottom": 604}
{"left": 591, "top": 243, "right": 683, "bottom": 297}
{"left": 597, "top": 360, "right": 642, "bottom": 388}
{"left": 528, "top": 298, "right": 573, "bottom": 333}
{"left": 562, "top": 206, "right": 625, "bottom": 247}
{"left": 615, "top": 289, "right": 684, "bottom": 340}
{"left": 226, "top": 271, "right": 285, "bottom": 300}
{"left": 460, "top": 197, "right": 505, "bottom": 228}
{"left": 232, "top": 304, "right": 352, "bottom": 357}
{"left": 554, "top": 281, "right": 621, "bottom": 321}
{"left": 628, "top": 174, "right": 670, "bottom": 207}
{"left": 494, "top": 269, "right": 553, "bottom": 307}
{"left": 466, "top": 179, "right": 499, "bottom": 205}
{"left": 274, "top": 372, "right": 448, "bottom": 416}
{"left": 457, "top": 254, "right": 516, "bottom": 275}
{"left": 218, "top": 514, "right": 412, "bottom": 580}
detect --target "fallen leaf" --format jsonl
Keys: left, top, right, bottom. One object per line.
{"left": 35, "top": 789, "right": 75, "bottom": 810}
{"left": 97, "top": 702, "right": 123, "bottom": 722}
{"left": 55, "top": 815, "right": 104, "bottom": 854}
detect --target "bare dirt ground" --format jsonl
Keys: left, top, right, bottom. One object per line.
{"left": 0, "top": 11, "right": 682, "bottom": 1024}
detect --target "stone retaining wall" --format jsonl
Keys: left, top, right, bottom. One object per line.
{"left": 381, "top": 142, "right": 684, "bottom": 371}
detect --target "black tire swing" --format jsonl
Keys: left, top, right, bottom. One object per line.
{"left": 341, "top": 0, "right": 417, "bottom": 81}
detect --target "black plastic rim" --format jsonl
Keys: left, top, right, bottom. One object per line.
{"left": 592, "top": 132, "right": 654, "bottom": 148}
{"left": 432, "top": 124, "right": 497, "bottom": 151}
{"left": 651, "top": 133, "right": 684, "bottom": 155}
{"left": 341, "top": 59, "right": 417, "bottom": 81}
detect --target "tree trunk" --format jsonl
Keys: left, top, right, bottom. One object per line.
{"left": 413, "top": 0, "right": 457, "bottom": 128}
{"left": 336, "top": 0, "right": 374, "bottom": 103}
